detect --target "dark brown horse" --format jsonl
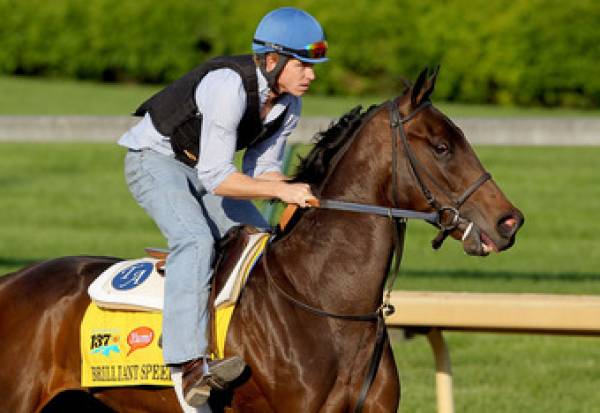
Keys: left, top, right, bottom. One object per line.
{"left": 0, "top": 68, "right": 523, "bottom": 413}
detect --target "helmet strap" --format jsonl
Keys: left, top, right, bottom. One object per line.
{"left": 257, "top": 53, "right": 289, "bottom": 95}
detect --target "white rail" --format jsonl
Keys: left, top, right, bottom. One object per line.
{"left": 385, "top": 291, "right": 600, "bottom": 413}
{"left": 1, "top": 116, "right": 599, "bottom": 145}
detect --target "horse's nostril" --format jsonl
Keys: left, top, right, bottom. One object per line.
{"left": 503, "top": 217, "right": 517, "bottom": 230}
{"left": 498, "top": 213, "right": 522, "bottom": 237}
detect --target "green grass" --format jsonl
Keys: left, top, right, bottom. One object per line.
{"left": 2, "top": 75, "right": 600, "bottom": 117}
{"left": 393, "top": 331, "right": 600, "bottom": 413}
{"left": 0, "top": 144, "right": 165, "bottom": 270}
{"left": 1, "top": 143, "right": 599, "bottom": 412}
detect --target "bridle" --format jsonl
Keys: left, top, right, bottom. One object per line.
{"left": 307, "top": 99, "right": 491, "bottom": 249}
{"left": 388, "top": 99, "right": 491, "bottom": 249}
{"left": 261, "top": 99, "right": 491, "bottom": 412}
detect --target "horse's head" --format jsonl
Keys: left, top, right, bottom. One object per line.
{"left": 290, "top": 67, "right": 523, "bottom": 256}
{"left": 391, "top": 67, "right": 524, "bottom": 256}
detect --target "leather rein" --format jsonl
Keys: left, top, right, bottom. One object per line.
{"left": 262, "top": 99, "right": 490, "bottom": 412}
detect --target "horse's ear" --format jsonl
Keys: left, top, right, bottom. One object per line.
{"left": 410, "top": 65, "right": 441, "bottom": 107}
{"left": 410, "top": 67, "right": 429, "bottom": 107}
{"left": 400, "top": 77, "right": 412, "bottom": 90}
{"left": 419, "top": 65, "right": 440, "bottom": 104}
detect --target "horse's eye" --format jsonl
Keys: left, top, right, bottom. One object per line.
{"left": 434, "top": 143, "right": 449, "bottom": 155}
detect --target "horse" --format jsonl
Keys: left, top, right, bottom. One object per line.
{"left": 0, "top": 67, "right": 523, "bottom": 413}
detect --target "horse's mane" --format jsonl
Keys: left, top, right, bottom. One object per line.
{"left": 291, "top": 104, "right": 379, "bottom": 188}
{"left": 278, "top": 92, "right": 409, "bottom": 235}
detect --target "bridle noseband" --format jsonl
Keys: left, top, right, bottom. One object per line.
{"left": 262, "top": 99, "right": 491, "bottom": 412}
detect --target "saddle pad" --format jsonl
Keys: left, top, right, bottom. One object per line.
{"left": 88, "top": 233, "right": 270, "bottom": 359}
{"left": 80, "top": 302, "right": 173, "bottom": 387}
{"left": 215, "top": 232, "right": 270, "bottom": 309}
{"left": 89, "top": 258, "right": 164, "bottom": 311}
{"left": 89, "top": 233, "right": 269, "bottom": 312}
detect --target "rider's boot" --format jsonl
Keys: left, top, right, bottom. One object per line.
{"left": 182, "top": 356, "right": 246, "bottom": 406}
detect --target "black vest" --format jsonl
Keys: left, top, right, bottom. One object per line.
{"left": 134, "top": 55, "right": 288, "bottom": 167}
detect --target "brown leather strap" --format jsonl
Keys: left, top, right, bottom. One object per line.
{"left": 278, "top": 198, "right": 320, "bottom": 231}
{"left": 353, "top": 315, "right": 387, "bottom": 413}
{"left": 155, "top": 260, "right": 166, "bottom": 276}
{"left": 145, "top": 248, "right": 169, "bottom": 260}
{"left": 278, "top": 204, "right": 298, "bottom": 231}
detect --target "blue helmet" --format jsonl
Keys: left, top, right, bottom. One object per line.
{"left": 252, "top": 7, "right": 328, "bottom": 64}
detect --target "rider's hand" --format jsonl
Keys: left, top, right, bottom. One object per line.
{"left": 277, "top": 182, "right": 317, "bottom": 208}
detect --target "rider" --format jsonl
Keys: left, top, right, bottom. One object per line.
{"left": 118, "top": 7, "right": 326, "bottom": 407}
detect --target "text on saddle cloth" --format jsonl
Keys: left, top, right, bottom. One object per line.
{"left": 80, "top": 302, "right": 172, "bottom": 387}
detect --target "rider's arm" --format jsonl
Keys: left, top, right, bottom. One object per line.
{"left": 195, "top": 70, "right": 314, "bottom": 206}
{"left": 213, "top": 172, "right": 313, "bottom": 206}
{"left": 255, "top": 171, "right": 289, "bottom": 181}
{"left": 195, "top": 68, "right": 244, "bottom": 193}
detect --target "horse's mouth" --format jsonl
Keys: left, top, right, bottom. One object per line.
{"left": 460, "top": 222, "right": 498, "bottom": 256}
{"left": 480, "top": 231, "right": 498, "bottom": 255}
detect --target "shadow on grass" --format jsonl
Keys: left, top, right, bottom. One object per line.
{"left": 401, "top": 268, "right": 600, "bottom": 281}
{"left": 0, "top": 257, "right": 41, "bottom": 276}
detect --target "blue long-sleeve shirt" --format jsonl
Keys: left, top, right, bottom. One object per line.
{"left": 118, "top": 67, "right": 301, "bottom": 193}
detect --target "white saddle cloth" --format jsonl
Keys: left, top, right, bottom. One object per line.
{"left": 88, "top": 232, "right": 269, "bottom": 312}
{"left": 88, "top": 258, "right": 164, "bottom": 311}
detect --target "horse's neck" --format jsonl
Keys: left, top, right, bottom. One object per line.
{"left": 274, "top": 129, "right": 396, "bottom": 313}
{"left": 276, "top": 214, "right": 394, "bottom": 311}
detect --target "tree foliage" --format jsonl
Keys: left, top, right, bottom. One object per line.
{"left": 0, "top": 0, "right": 598, "bottom": 107}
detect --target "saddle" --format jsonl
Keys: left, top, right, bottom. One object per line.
{"left": 83, "top": 225, "right": 268, "bottom": 389}
{"left": 88, "top": 225, "right": 269, "bottom": 358}
{"left": 213, "top": 226, "right": 265, "bottom": 297}
{"left": 145, "top": 225, "right": 267, "bottom": 305}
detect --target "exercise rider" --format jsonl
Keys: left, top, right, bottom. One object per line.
{"left": 118, "top": 7, "right": 328, "bottom": 407}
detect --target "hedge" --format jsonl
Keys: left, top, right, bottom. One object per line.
{"left": 1, "top": 0, "right": 598, "bottom": 107}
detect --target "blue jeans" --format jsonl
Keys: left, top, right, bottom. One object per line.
{"left": 124, "top": 149, "right": 267, "bottom": 364}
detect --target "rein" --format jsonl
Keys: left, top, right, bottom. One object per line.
{"left": 264, "top": 99, "right": 490, "bottom": 412}
{"left": 317, "top": 199, "right": 438, "bottom": 223}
